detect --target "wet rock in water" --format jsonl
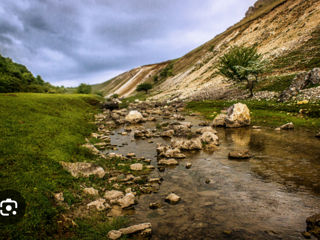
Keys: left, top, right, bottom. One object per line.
{"left": 225, "top": 103, "right": 251, "bottom": 128}
{"left": 148, "top": 178, "right": 162, "bottom": 184}
{"left": 199, "top": 121, "right": 210, "bottom": 126}
{"left": 125, "top": 110, "right": 144, "bottom": 123}
{"left": 87, "top": 198, "right": 110, "bottom": 211}
{"left": 275, "top": 127, "right": 281, "bottom": 131}
{"left": 126, "top": 152, "right": 136, "bottom": 158}
{"left": 301, "top": 231, "right": 312, "bottom": 239}
{"left": 130, "top": 163, "right": 143, "bottom": 171}
{"left": 83, "top": 187, "right": 99, "bottom": 196}
{"left": 158, "top": 158, "right": 179, "bottom": 166}
{"left": 316, "top": 132, "right": 320, "bottom": 138}
{"left": 252, "top": 125, "right": 261, "bottom": 129}
{"left": 161, "top": 129, "right": 175, "bottom": 138}
{"left": 165, "top": 193, "right": 181, "bottom": 204}
{"left": 228, "top": 150, "right": 252, "bottom": 160}
{"left": 158, "top": 166, "right": 165, "bottom": 172}
{"left": 133, "top": 129, "right": 153, "bottom": 138}
{"left": 280, "top": 122, "right": 294, "bottom": 130}
{"left": 146, "top": 165, "right": 155, "bottom": 170}
{"left": 196, "top": 126, "right": 217, "bottom": 134}
{"left": 104, "top": 190, "right": 124, "bottom": 201}
{"left": 54, "top": 192, "right": 64, "bottom": 202}
{"left": 149, "top": 202, "right": 161, "bottom": 209}
{"left": 186, "top": 163, "right": 192, "bottom": 169}
{"left": 171, "top": 137, "right": 202, "bottom": 150}
{"left": 121, "top": 132, "right": 128, "bottom": 136}
{"left": 107, "top": 223, "right": 152, "bottom": 239}
{"left": 117, "top": 193, "right": 136, "bottom": 209}
{"left": 212, "top": 113, "right": 227, "bottom": 127}
{"left": 157, "top": 144, "right": 186, "bottom": 159}
{"left": 306, "top": 213, "right": 320, "bottom": 239}
{"left": 200, "top": 132, "right": 219, "bottom": 145}
{"left": 60, "top": 161, "right": 105, "bottom": 178}
{"left": 144, "top": 159, "right": 151, "bottom": 164}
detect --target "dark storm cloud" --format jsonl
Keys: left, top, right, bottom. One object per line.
{"left": 0, "top": 0, "right": 255, "bottom": 86}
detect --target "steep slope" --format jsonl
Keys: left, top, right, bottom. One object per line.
{"left": 95, "top": 0, "right": 320, "bottom": 100}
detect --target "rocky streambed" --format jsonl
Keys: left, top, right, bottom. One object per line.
{"left": 59, "top": 100, "right": 320, "bottom": 239}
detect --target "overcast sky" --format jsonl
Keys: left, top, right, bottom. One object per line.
{"left": 0, "top": 0, "right": 255, "bottom": 87}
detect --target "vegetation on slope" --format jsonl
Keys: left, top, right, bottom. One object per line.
{"left": 0, "top": 53, "right": 64, "bottom": 93}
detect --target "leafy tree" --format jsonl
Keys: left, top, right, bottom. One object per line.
{"left": 218, "top": 45, "right": 267, "bottom": 97}
{"left": 136, "top": 83, "right": 152, "bottom": 93}
{"left": 77, "top": 83, "right": 91, "bottom": 94}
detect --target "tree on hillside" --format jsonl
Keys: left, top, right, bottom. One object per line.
{"left": 136, "top": 83, "right": 152, "bottom": 93}
{"left": 218, "top": 45, "right": 267, "bottom": 97}
{"left": 77, "top": 83, "right": 91, "bottom": 94}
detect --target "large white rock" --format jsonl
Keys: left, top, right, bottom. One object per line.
{"left": 165, "top": 193, "right": 181, "bottom": 204}
{"left": 83, "top": 187, "right": 99, "bottom": 196}
{"left": 225, "top": 103, "right": 251, "bottom": 128}
{"left": 125, "top": 110, "right": 143, "bottom": 123}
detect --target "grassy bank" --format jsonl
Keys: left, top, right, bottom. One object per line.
{"left": 0, "top": 93, "right": 126, "bottom": 239}
{"left": 186, "top": 100, "right": 320, "bottom": 129}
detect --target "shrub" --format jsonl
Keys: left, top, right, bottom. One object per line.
{"left": 77, "top": 83, "right": 92, "bottom": 94}
{"left": 136, "top": 83, "right": 152, "bottom": 93}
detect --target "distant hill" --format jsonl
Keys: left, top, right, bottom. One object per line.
{"left": 94, "top": 0, "right": 320, "bottom": 101}
{"left": 0, "top": 53, "right": 62, "bottom": 93}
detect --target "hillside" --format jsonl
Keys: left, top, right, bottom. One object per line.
{"left": 0, "top": 53, "right": 63, "bottom": 93}
{"left": 95, "top": 0, "right": 320, "bottom": 101}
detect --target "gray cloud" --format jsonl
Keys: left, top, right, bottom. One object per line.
{"left": 0, "top": 0, "right": 255, "bottom": 86}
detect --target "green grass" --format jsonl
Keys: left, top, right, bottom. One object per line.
{"left": 119, "top": 92, "right": 148, "bottom": 108}
{"left": 254, "top": 74, "right": 296, "bottom": 92}
{"left": 186, "top": 100, "right": 320, "bottom": 129}
{"left": 0, "top": 93, "right": 128, "bottom": 239}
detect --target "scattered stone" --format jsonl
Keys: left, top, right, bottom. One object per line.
{"left": 108, "top": 230, "right": 122, "bottom": 240}
{"left": 301, "top": 231, "right": 312, "bottom": 239}
{"left": 54, "top": 192, "right": 64, "bottom": 202}
{"left": 225, "top": 103, "right": 251, "bottom": 128}
{"left": 118, "top": 193, "right": 136, "bottom": 209}
{"left": 228, "top": 150, "right": 252, "bottom": 160}
{"left": 158, "top": 159, "right": 179, "bottom": 166}
{"left": 212, "top": 113, "right": 227, "bottom": 127}
{"left": 196, "top": 126, "right": 217, "bottom": 134}
{"left": 252, "top": 125, "right": 261, "bottom": 129}
{"left": 148, "top": 178, "right": 161, "bottom": 184}
{"left": 165, "top": 193, "right": 181, "bottom": 204}
{"left": 130, "top": 163, "right": 143, "bottom": 171}
{"left": 125, "top": 110, "right": 144, "bottom": 123}
{"left": 104, "top": 190, "right": 124, "bottom": 201}
{"left": 200, "top": 132, "right": 219, "bottom": 145}
{"left": 171, "top": 137, "right": 202, "bottom": 150}
{"left": 60, "top": 161, "right": 105, "bottom": 178}
{"left": 275, "top": 128, "right": 281, "bottom": 131}
{"left": 280, "top": 122, "right": 294, "bottom": 130}
{"left": 87, "top": 198, "right": 110, "bottom": 211}
{"left": 126, "top": 152, "right": 136, "bottom": 158}
{"left": 157, "top": 144, "right": 186, "bottom": 159}
{"left": 158, "top": 167, "right": 165, "bottom": 172}
{"left": 81, "top": 143, "right": 100, "bottom": 155}
{"left": 144, "top": 159, "right": 152, "bottom": 164}
{"left": 146, "top": 165, "right": 155, "bottom": 170}
{"left": 306, "top": 213, "right": 320, "bottom": 239}
{"left": 161, "top": 129, "right": 175, "bottom": 138}
{"left": 186, "top": 163, "right": 192, "bottom": 169}
{"left": 149, "top": 202, "right": 161, "bottom": 209}
{"left": 199, "top": 121, "right": 210, "bottom": 126}
{"left": 121, "top": 132, "right": 128, "bottom": 136}
{"left": 83, "top": 187, "right": 99, "bottom": 196}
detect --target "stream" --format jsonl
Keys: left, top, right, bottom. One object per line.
{"left": 108, "top": 115, "right": 320, "bottom": 239}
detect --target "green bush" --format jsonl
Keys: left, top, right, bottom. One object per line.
{"left": 77, "top": 83, "right": 92, "bottom": 94}
{"left": 136, "top": 83, "right": 152, "bottom": 93}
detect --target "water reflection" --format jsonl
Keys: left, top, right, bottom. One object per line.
{"left": 109, "top": 118, "right": 320, "bottom": 239}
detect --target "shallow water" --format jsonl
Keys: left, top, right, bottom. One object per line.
{"left": 109, "top": 116, "right": 320, "bottom": 239}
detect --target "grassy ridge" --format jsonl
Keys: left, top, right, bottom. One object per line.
{"left": 186, "top": 100, "right": 320, "bottom": 129}
{"left": 0, "top": 93, "right": 103, "bottom": 239}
